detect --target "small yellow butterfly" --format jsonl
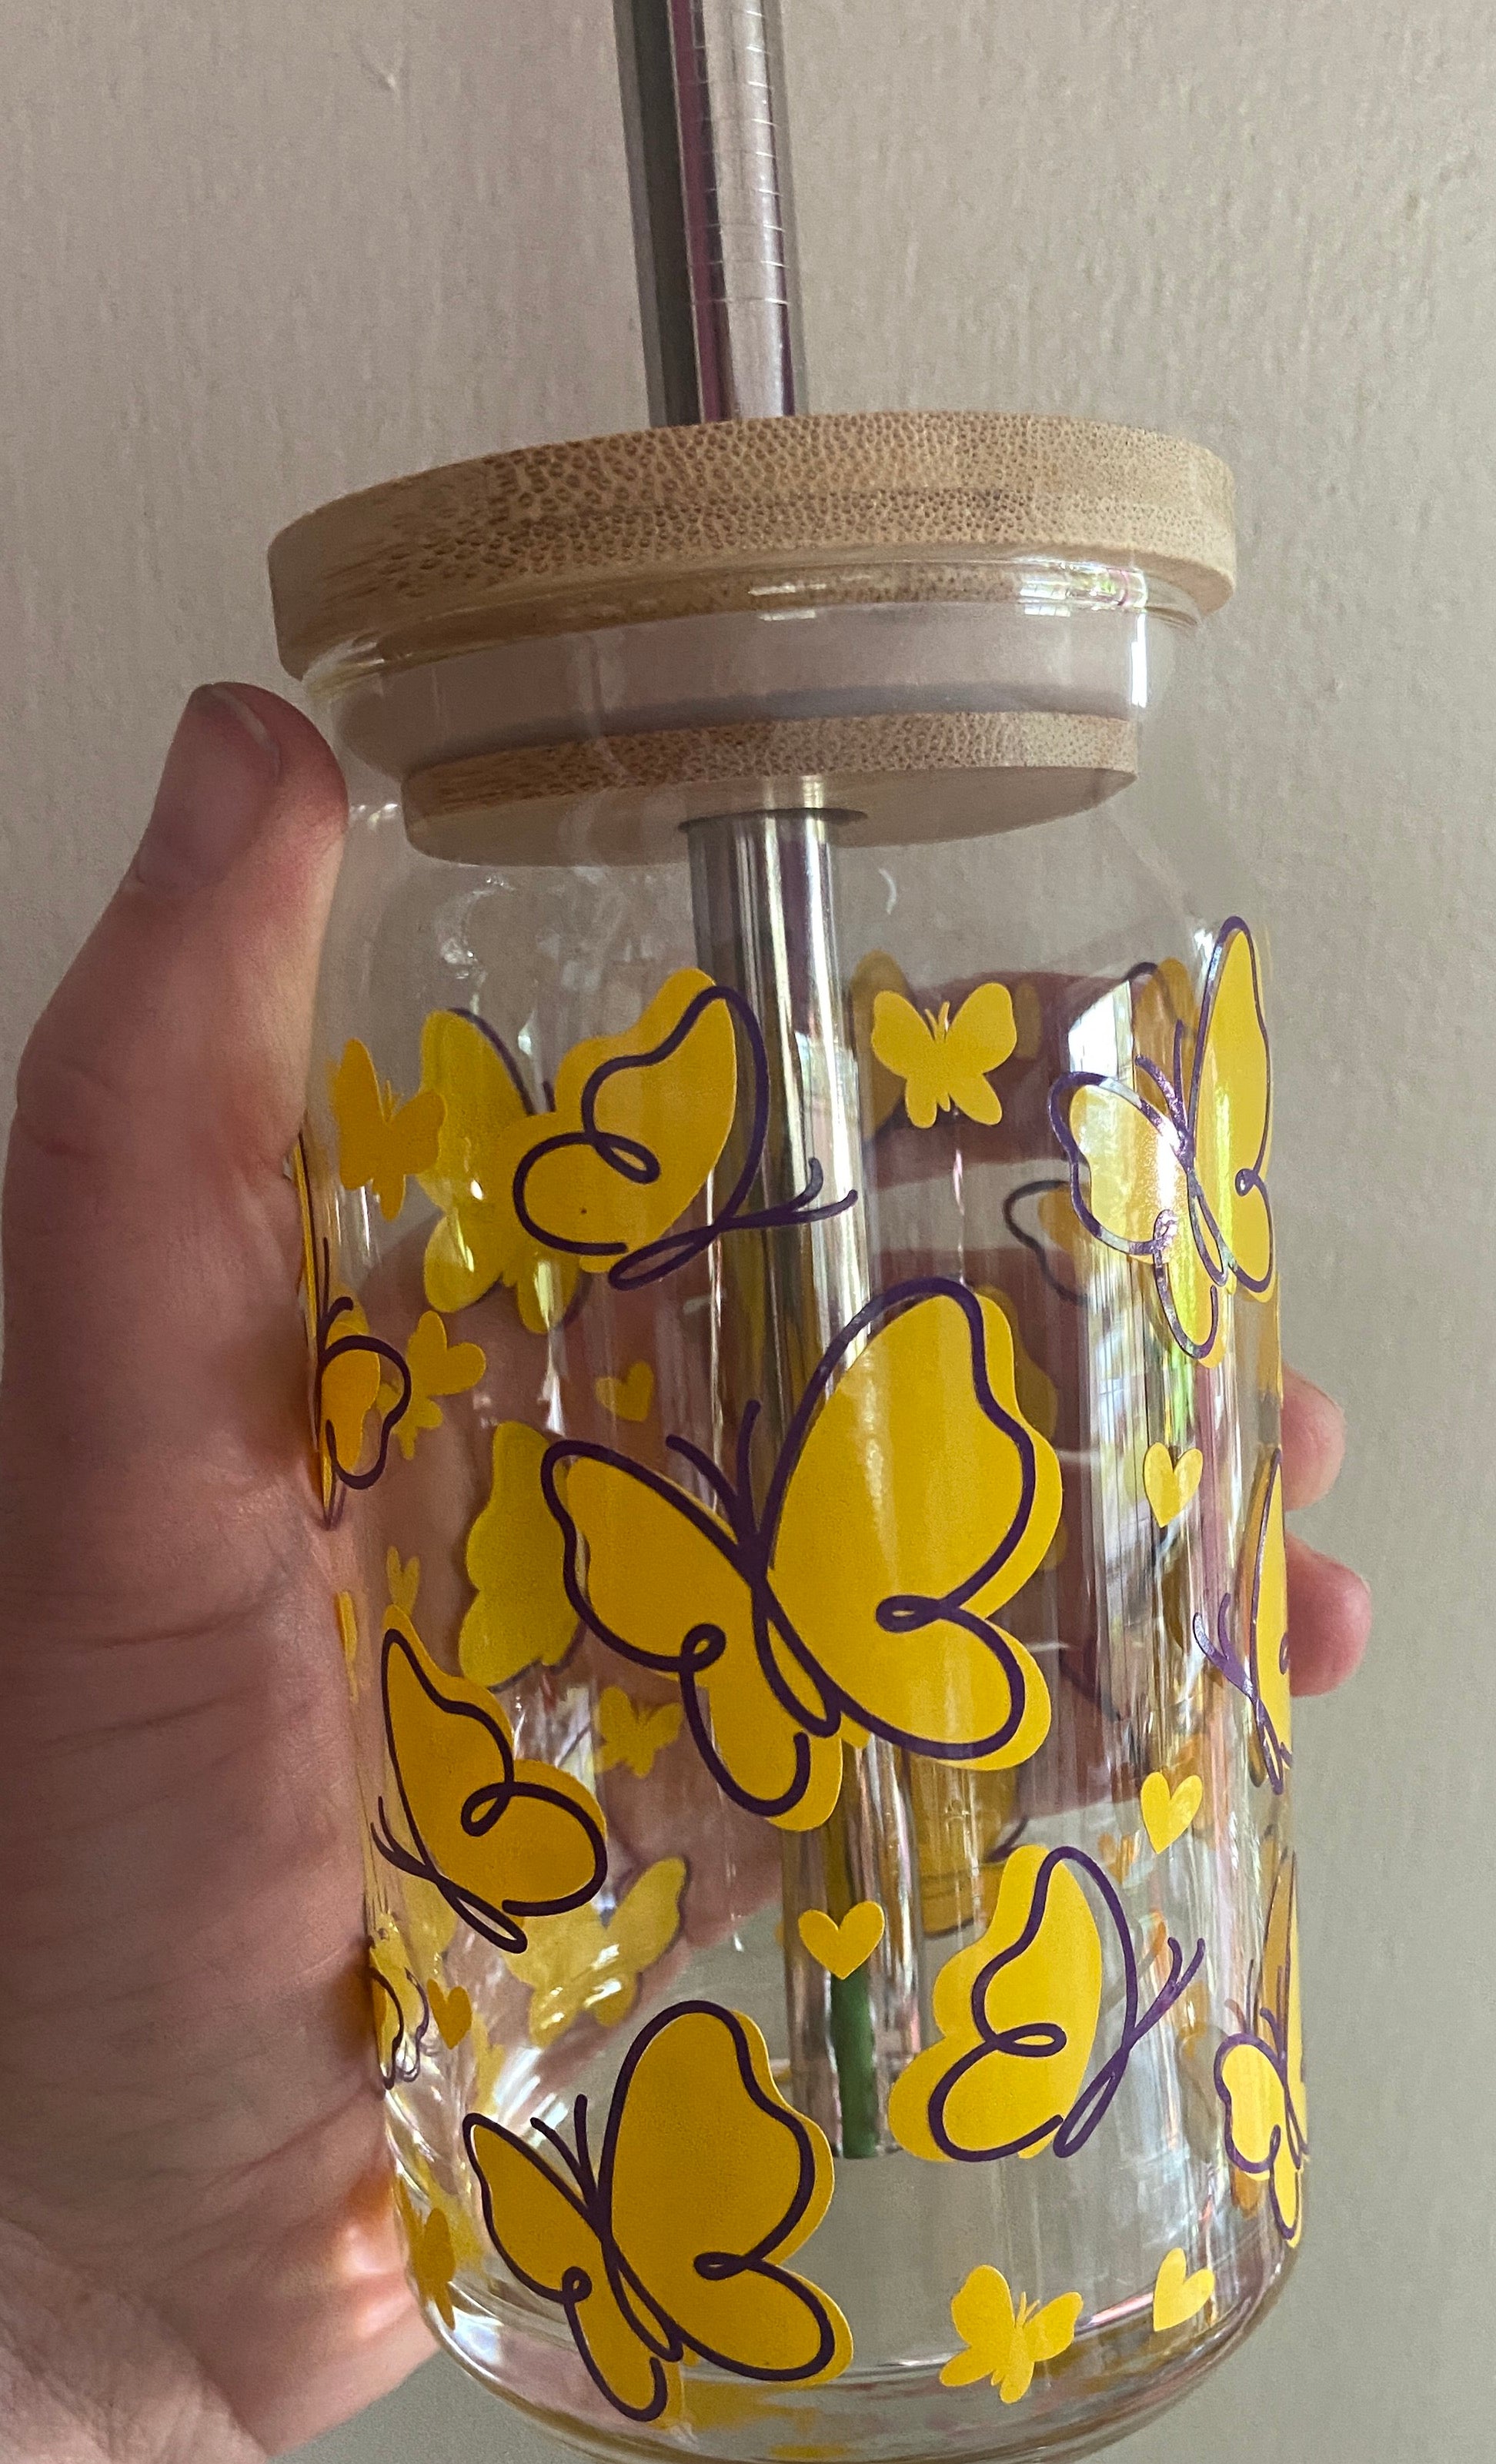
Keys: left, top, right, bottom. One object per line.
{"left": 393, "top": 1312, "right": 486, "bottom": 1460}
{"left": 870, "top": 982, "right": 1017, "bottom": 1131}
{"left": 595, "top": 1686, "right": 683, "bottom": 1778}
{"left": 506, "top": 1855, "right": 686, "bottom": 2045}
{"left": 940, "top": 2265, "right": 1082, "bottom": 2402}
{"left": 329, "top": 1038, "right": 443, "bottom": 1222}
{"left": 386, "top": 1548, "right": 420, "bottom": 1623}
{"left": 460, "top": 1424, "right": 577, "bottom": 1688}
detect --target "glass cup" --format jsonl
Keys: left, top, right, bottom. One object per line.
{"left": 270, "top": 412, "right": 1303, "bottom": 2462}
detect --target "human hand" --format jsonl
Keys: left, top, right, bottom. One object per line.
{"left": 0, "top": 684, "right": 1371, "bottom": 2459}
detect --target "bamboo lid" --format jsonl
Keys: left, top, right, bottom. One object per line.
{"left": 269, "top": 410, "right": 1234, "bottom": 679}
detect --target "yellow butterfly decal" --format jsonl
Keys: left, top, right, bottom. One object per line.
{"left": 419, "top": 975, "right": 736, "bottom": 1330}
{"left": 420, "top": 972, "right": 853, "bottom": 1331}
{"left": 372, "top": 1610, "right": 607, "bottom": 1955}
{"left": 367, "top": 1914, "right": 429, "bottom": 2088}
{"left": 870, "top": 981, "right": 1017, "bottom": 1130}
{"left": 940, "top": 2265, "right": 1081, "bottom": 2402}
{"left": 1049, "top": 918, "right": 1274, "bottom": 1362}
{"left": 464, "top": 1998, "right": 852, "bottom": 2424}
{"left": 1214, "top": 1853, "right": 1306, "bottom": 2246}
{"left": 459, "top": 1423, "right": 578, "bottom": 1688}
{"left": 386, "top": 1546, "right": 420, "bottom": 1625}
{"left": 1194, "top": 1446, "right": 1291, "bottom": 1793}
{"left": 595, "top": 1686, "right": 683, "bottom": 1779}
{"left": 293, "top": 1134, "right": 410, "bottom": 1518}
{"left": 542, "top": 1277, "right": 1060, "bottom": 1830}
{"left": 416, "top": 1008, "right": 570, "bottom": 1333}
{"left": 888, "top": 1844, "right": 1204, "bottom": 2164}
{"left": 392, "top": 1310, "right": 486, "bottom": 1460}
{"left": 506, "top": 1855, "right": 686, "bottom": 2045}
{"left": 329, "top": 1038, "right": 444, "bottom": 1222}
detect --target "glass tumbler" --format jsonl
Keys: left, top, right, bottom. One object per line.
{"left": 269, "top": 412, "right": 1304, "bottom": 2462}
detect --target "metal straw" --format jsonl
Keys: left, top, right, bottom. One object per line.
{"left": 613, "top": 0, "right": 923, "bottom": 2152}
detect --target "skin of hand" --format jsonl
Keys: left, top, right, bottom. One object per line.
{"left": 0, "top": 684, "right": 1373, "bottom": 2459}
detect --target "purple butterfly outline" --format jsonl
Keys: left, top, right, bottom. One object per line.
{"left": 1002, "top": 1175, "right": 1085, "bottom": 1306}
{"left": 462, "top": 1998, "right": 844, "bottom": 2424}
{"left": 509, "top": 980, "right": 857, "bottom": 1292}
{"left": 368, "top": 1944, "right": 430, "bottom": 2091}
{"left": 1213, "top": 1854, "right": 1306, "bottom": 2244}
{"left": 1047, "top": 918, "right": 1274, "bottom": 1364}
{"left": 1192, "top": 1447, "right": 1291, "bottom": 1794}
{"left": 296, "top": 1132, "right": 412, "bottom": 1526}
{"left": 539, "top": 1276, "right": 1050, "bottom": 1824}
{"left": 371, "top": 1627, "right": 608, "bottom": 1955}
{"left": 924, "top": 1844, "right": 1206, "bottom": 2162}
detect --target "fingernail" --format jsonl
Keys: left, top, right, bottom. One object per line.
{"left": 133, "top": 685, "right": 282, "bottom": 894}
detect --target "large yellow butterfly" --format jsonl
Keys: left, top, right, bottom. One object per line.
{"left": 329, "top": 1038, "right": 443, "bottom": 1222}
{"left": 1215, "top": 1854, "right": 1306, "bottom": 2247}
{"left": 372, "top": 1612, "right": 607, "bottom": 1954}
{"left": 870, "top": 981, "right": 1017, "bottom": 1130}
{"left": 540, "top": 1278, "right": 1061, "bottom": 1830}
{"left": 940, "top": 2265, "right": 1082, "bottom": 2402}
{"left": 419, "top": 972, "right": 853, "bottom": 1332}
{"left": 1049, "top": 918, "right": 1274, "bottom": 1362}
{"left": 1194, "top": 1446, "right": 1291, "bottom": 1793}
{"left": 464, "top": 1999, "right": 851, "bottom": 2424}
{"left": 888, "top": 1844, "right": 1204, "bottom": 2164}
{"left": 419, "top": 975, "right": 738, "bottom": 1331}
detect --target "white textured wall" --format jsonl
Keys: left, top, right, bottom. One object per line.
{"left": 3, "top": 4, "right": 1492, "bottom": 2459}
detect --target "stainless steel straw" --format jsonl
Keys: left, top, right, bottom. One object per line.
{"left": 613, "top": 0, "right": 923, "bottom": 2154}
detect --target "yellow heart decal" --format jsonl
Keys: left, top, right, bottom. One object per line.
{"left": 595, "top": 1361, "right": 655, "bottom": 1423}
{"left": 1143, "top": 1442, "right": 1204, "bottom": 1528}
{"left": 1152, "top": 2245, "right": 1214, "bottom": 2333}
{"left": 1140, "top": 1771, "right": 1204, "bottom": 1856}
{"left": 798, "top": 1902, "right": 886, "bottom": 1979}
{"left": 428, "top": 1978, "right": 473, "bottom": 2048}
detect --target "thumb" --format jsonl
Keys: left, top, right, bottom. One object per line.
{"left": 0, "top": 684, "right": 347, "bottom": 1609}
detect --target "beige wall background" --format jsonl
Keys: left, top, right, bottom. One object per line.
{"left": 2, "top": 2, "right": 1491, "bottom": 2457}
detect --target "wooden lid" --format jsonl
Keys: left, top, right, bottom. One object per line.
{"left": 269, "top": 411, "right": 1234, "bottom": 680}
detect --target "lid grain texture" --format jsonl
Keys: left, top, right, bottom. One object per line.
{"left": 269, "top": 411, "right": 1234, "bottom": 677}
